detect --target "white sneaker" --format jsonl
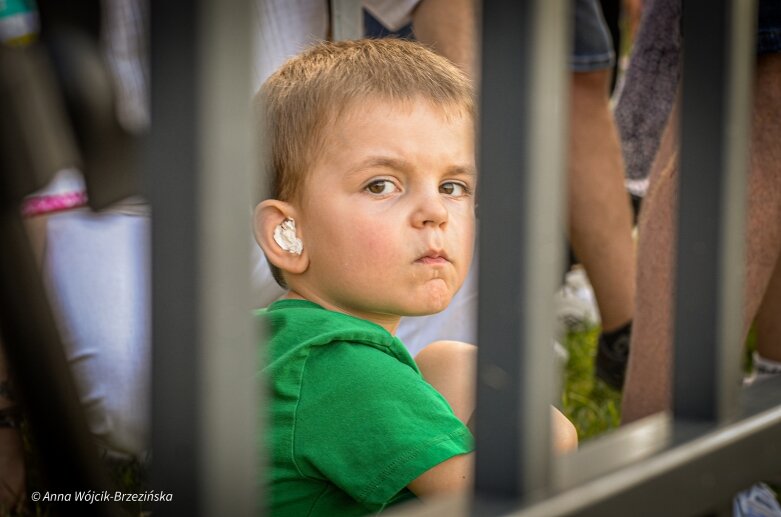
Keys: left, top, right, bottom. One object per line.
{"left": 553, "top": 267, "right": 600, "bottom": 337}
{"left": 734, "top": 483, "right": 781, "bottom": 517}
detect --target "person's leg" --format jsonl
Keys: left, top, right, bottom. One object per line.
{"left": 620, "top": 121, "right": 678, "bottom": 423}
{"left": 569, "top": 0, "right": 637, "bottom": 390}
{"left": 744, "top": 53, "right": 781, "bottom": 359}
{"left": 45, "top": 210, "right": 151, "bottom": 457}
{"left": 755, "top": 253, "right": 781, "bottom": 364}
{"left": 622, "top": 53, "right": 781, "bottom": 423}
{"left": 414, "top": 341, "right": 476, "bottom": 425}
{"left": 411, "top": 0, "right": 476, "bottom": 78}
{"left": 568, "top": 69, "right": 636, "bottom": 334}
{"left": 414, "top": 341, "right": 578, "bottom": 453}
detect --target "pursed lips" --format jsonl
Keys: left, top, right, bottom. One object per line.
{"left": 415, "top": 249, "right": 450, "bottom": 265}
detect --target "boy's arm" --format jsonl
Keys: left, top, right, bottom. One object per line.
{"left": 407, "top": 409, "right": 577, "bottom": 498}
{"left": 407, "top": 452, "right": 474, "bottom": 498}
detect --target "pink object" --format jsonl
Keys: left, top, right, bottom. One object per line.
{"left": 21, "top": 192, "right": 88, "bottom": 217}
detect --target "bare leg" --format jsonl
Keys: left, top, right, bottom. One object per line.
{"left": 622, "top": 54, "right": 781, "bottom": 423}
{"left": 620, "top": 143, "right": 678, "bottom": 423}
{"left": 415, "top": 341, "right": 578, "bottom": 453}
{"left": 411, "top": 0, "right": 477, "bottom": 78}
{"left": 414, "top": 341, "right": 476, "bottom": 425}
{"left": 569, "top": 70, "right": 636, "bottom": 332}
{"left": 744, "top": 55, "right": 781, "bottom": 351}
{"left": 755, "top": 254, "right": 781, "bottom": 363}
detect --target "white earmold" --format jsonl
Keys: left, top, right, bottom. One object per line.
{"left": 273, "top": 218, "right": 303, "bottom": 255}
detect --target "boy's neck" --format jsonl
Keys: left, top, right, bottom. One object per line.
{"left": 284, "top": 290, "right": 401, "bottom": 334}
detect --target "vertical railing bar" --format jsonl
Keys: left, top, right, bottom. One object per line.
{"left": 716, "top": 0, "right": 756, "bottom": 423}
{"left": 148, "top": 1, "right": 200, "bottom": 513}
{"left": 149, "top": 0, "right": 256, "bottom": 514}
{"left": 474, "top": 0, "right": 569, "bottom": 511}
{"left": 198, "top": 0, "right": 257, "bottom": 514}
{"left": 674, "top": 0, "right": 755, "bottom": 422}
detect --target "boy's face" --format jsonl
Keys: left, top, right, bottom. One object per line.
{"left": 293, "top": 97, "right": 476, "bottom": 331}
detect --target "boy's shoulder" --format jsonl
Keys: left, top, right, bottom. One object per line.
{"left": 257, "top": 299, "right": 411, "bottom": 365}
{"left": 258, "top": 299, "right": 391, "bottom": 338}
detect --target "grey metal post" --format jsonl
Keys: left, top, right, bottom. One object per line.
{"left": 674, "top": 0, "right": 756, "bottom": 422}
{"left": 474, "top": 0, "right": 570, "bottom": 510}
{"left": 148, "top": 1, "right": 257, "bottom": 515}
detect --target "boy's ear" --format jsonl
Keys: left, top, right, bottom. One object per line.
{"left": 254, "top": 200, "right": 309, "bottom": 276}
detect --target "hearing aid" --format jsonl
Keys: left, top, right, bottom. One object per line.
{"left": 273, "top": 218, "right": 303, "bottom": 255}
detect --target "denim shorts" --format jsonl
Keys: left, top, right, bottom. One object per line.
{"left": 571, "top": 0, "right": 615, "bottom": 72}
{"left": 758, "top": 0, "right": 781, "bottom": 54}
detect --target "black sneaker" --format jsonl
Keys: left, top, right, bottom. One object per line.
{"left": 595, "top": 321, "right": 632, "bottom": 390}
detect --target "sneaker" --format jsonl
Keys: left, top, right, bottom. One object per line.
{"left": 734, "top": 483, "right": 781, "bottom": 517}
{"left": 553, "top": 267, "right": 600, "bottom": 337}
{"left": 744, "top": 352, "right": 781, "bottom": 386}
{"left": 594, "top": 321, "right": 632, "bottom": 390}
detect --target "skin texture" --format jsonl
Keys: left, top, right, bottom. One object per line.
{"left": 622, "top": 54, "right": 781, "bottom": 423}
{"left": 412, "top": 0, "right": 477, "bottom": 78}
{"left": 257, "top": 98, "right": 477, "bottom": 334}
{"left": 256, "top": 97, "right": 578, "bottom": 499}
{"left": 568, "top": 70, "right": 636, "bottom": 332}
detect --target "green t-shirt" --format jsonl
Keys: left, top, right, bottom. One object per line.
{"left": 258, "top": 299, "right": 473, "bottom": 516}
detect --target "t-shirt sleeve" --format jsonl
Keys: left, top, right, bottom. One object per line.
{"left": 294, "top": 341, "right": 473, "bottom": 506}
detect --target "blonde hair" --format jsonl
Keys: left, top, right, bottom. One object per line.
{"left": 257, "top": 38, "right": 474, "bottom": 202}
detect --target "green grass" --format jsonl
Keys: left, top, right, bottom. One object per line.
{"left": 560, "top": 325, "right": 759, "bottom": 442}
{"left": 560, "top": 326, "right": 622, "bottom": 441}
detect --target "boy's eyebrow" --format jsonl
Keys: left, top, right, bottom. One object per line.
{"left": 348, "top": 156, "right": 477, "bottom": 178}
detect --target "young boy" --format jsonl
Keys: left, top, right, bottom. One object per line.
{"left": 254, "top": 39, "right": 577, "bottom": 516}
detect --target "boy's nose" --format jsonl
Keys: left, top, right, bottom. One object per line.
{"left": 411, "top": 190, "right": 449, "bottom": 228}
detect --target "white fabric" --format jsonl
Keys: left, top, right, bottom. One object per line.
{"left": 253, "top": 0, "right": 329, "bottom": 90}
{"left": 363, "top": 0, "right": 421, "bottom": 32}
{"left": 44, "top": 210, "right": 151, "bottom": 457}
{"left": 252, "top": 0, "right": 423, "bottom": 90}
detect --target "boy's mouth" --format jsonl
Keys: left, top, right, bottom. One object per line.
{"left": 415, "top": 249, "right": 450, "bottom": 265}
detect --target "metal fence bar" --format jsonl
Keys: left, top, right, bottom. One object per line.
{"left": 674, "top": 0, "right": 756, "bottom": 422}
{"left": 148, "top": 1, "right": 256, "bottom": 515}
{"left": 474, "top": 0, "right": 570, "bottom": 509}
{"left": 502, "top": 376, "right": 781, "bottom": 517}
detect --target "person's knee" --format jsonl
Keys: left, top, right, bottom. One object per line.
{"left": 415, "top": 340, "right": 476, "bottom": 377}
{"left": 415, "top": 341, "right": 476, "bottom": 423}
{"left": 551, "top": 408, "right": 579, "bottom": 454}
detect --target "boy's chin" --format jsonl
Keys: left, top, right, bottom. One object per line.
{"left": 402, "top": 296, "right": 453, "bottom": 317}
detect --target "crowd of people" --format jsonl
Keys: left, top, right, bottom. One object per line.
{"left": 1, "top": 0, "right": 780, "bottom": 514}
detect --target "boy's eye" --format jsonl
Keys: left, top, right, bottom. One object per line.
{"left": 365, "top": 179, "right": 397, "bottom": 195}
{"left": 440, "top": 182, "right": 468, "bottom": 197}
